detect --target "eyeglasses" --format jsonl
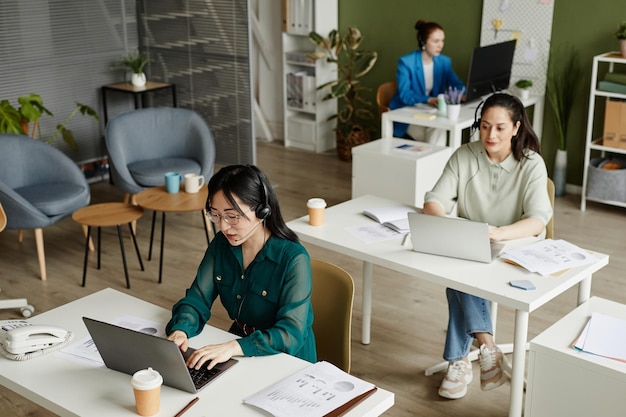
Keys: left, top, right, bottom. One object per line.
{"left": 207, "top": 209, "right": 253, "bottom": 225}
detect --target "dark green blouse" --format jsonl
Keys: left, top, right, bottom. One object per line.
{"left": 166, "top": 232, "right": 316, "bottom": 363}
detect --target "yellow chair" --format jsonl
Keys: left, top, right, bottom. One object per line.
{"left": 0, "top": 203, "right": 34, "bottom": 317}
{"left": 376, "top": 81, "right": 397, "bottom": 115}
{"left": 310, "top": 259, "right": 355, "bottom": 373}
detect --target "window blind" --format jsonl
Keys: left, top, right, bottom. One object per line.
{"left": 138, "top": 0, "right": 255, "bottom": 166}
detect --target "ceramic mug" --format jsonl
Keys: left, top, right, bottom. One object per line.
{"left": 164, "top": 172, "right": 182, "bottom": 194}
{"left": 184, "top": 173, "right": 205, "bottom": 194}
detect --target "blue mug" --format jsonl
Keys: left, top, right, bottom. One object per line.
{"left": 164, "top": 172, "right": 182, "bottom": 193}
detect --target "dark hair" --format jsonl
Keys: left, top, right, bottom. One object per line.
{"left": 415, "top": 20, "right": 444, "bottom": 48}
{"left": 207, "top": 165, "right": 299, "bottom": 242}
{"left": 480, "top": 93, "right": 541, "bottom": 161}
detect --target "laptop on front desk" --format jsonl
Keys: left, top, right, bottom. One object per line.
{"left": 83, "top": 317, "right": 238, "bottom": 393}
{"left": 407, "top": 212, "right": 503, "bottom": 263}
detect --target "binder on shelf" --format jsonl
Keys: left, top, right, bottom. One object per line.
{"left": 287, "top": 0, "right": 313, "bottom": 35}
{"left": 302, "top": 75, "right": 316, "bottom": 112}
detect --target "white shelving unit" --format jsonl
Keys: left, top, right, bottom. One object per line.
{"left": 580, "top": 52, "right": 626, "bottom": 211}
{"left": 282, "top": 0, "right": 337, "bottom": 152}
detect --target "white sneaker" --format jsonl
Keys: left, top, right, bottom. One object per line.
{"left": 479, "top": 344, "right": 507, "bottom": 391}
{"left": 438, "top": 359, "right": 473, "bottom": 399}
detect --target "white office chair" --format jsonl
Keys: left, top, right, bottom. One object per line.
{"left": 0, "top": 202, "right": 35, "bottom": 317}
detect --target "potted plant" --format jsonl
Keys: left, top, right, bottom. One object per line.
{"left": 515, "top": 79, "right": 533, "bottom": 99}
{"left": 546, "top": 44, "right": 581, "bottom": 196}
{"left": 307, "top": 26, "right": 378, "bottom": 161}
{"left": 615, "top": 21, "right": 626, "bottom": 58}
{"left": 0, "top": 93, "right": 99, "bottom": 151}
{"left": 120, "top": 51, "right": 150, "bottom": 87}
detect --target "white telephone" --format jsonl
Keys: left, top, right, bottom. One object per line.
{"left": 1, "top": 320, "right": 69, "bottom": 355}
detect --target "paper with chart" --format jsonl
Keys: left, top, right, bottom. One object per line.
{"left": 243, "top": 361, "right": 375, "bottom": 417}
{"left": 499, "top": 239, "right": 599, "bottom": 276}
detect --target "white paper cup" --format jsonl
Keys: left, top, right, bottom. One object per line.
{"left": 307, "top": 198, "right": 327, "bottom": 226}
{"left": 131, "top": 367, "right": 163, "bottom": 416}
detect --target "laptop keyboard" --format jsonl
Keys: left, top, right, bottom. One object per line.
{"left": 189, "top": 365, "right": 221, "bottom": 389}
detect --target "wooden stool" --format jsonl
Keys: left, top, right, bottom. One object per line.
{"left": 72, "top": 203, "right": 144, "bottom": 288}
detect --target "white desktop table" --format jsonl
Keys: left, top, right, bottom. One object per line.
{"left": 380, "top": 94, "right": 544, "bottom": 150}
{"left": 286, "top": 194, "right": 608, "bottom": 417}
{"left": 0, "top": 288, "right": 394, "bottom": 417}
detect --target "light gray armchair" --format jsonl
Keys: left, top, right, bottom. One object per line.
{"left": 104, "top": 108, "right": 215, "bottom": 199}
{"left": 0, "top": 134, "right": 91, "bottom": 280}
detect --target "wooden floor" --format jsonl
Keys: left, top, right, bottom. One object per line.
{"left": 1, "top": 140, "right": 625, "bottom": 417}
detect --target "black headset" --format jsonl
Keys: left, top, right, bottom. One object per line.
{"left": 249, "top": 165, "right": 271, "bottom": 220}
{"left": 471, "top": 99, "right": 485, "bottom": 130}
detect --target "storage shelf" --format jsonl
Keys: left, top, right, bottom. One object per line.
{"left": 580, "top": 52, "right": 626, "bottom": 211}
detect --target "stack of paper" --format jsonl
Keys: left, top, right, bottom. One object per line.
{"left": 573, "top": 312, "right": 626, "bottom": 363}
{"left": 499, "top": 239, "right": 599, "bottom": 276}
{"left": 243, "top": 361, "right": 376, "bottom": 417}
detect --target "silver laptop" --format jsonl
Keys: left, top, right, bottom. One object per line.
{"left": 407, "top": 212, "right": 503, "bottom": 263}
{"left": 82, "top": 317, "right": 238, "bottom": 393}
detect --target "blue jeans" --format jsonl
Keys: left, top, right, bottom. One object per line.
{"left": 443, "top": 288, "right": 493, "bottom": 362}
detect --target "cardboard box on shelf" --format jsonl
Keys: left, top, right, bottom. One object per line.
{"left": 603, "top": 99, "right": 626, "bottom": 150}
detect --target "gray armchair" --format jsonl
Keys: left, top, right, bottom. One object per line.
{"left": 104, "top": 108, "right": 215, "bottom": 198}
{"left": 0, "top": 134, "right": 91, "bottom": 280}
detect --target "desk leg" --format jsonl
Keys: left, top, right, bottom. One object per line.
{"left": 361, "top": 261, "right": 373, "bottom": 345}
{"left": 101, "top": 87, "right": 109, "bottom": 125}
{"left": 381, "top": 113, "right": 393, "bottom": 139}
{"left": 117, "top": 225, "right": 131, "bottom": 289}
{"left": 81, "top": 227, "right": 92, "bottom": 287}
{"left": 531, "top": 99, "right": 544, "bottom": 140}
{"left": 450, "top": 125, "right": 463, "bottom": 149}
{"left": 172, "top": 84, "right": 177, "bottom": 107}
{"left": 508, "top": 309, "right": 529, "bottom": 417}
{"left": 148, "top": 211, "right": 156, "bottom": 260}
{"left": 578, "top": 276, "right": 592, "bottom": 305}
{"left": 159, "top": 212, "right": 166, "bottom": 284}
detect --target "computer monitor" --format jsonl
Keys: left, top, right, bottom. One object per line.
{"left": 465, "top": 40, "right": 516, "bottom": 103}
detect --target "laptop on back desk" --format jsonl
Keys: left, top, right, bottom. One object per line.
{"left": 83, "top": 317, "right": 238, "bottom": 393}
{"left": 408, "top": 212, "right": 503, "bottom": 263}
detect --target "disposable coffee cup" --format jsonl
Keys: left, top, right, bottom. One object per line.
{"left": 307, "top": 198, "right": 327, "bottom": 226}
{"left": 131, "top": 367, "right": 163, "bottom": 416}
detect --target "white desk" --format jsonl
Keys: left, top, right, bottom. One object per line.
{"left": 352, "top": 138, "right": 452, "bottom": 207}
{"left": 0, "top": 288, "right": 394, "bottom": 417}
{"left": 525, "top": 297, "right": 626, "bottom": 417}
{"left": 286, "top": 195, "right": 608, "bottom": 417}
{"left": 381, "top": 95, "right": 544, "bottom": 151}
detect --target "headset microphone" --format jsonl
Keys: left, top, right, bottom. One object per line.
{"left": 234, "top": 220, "right": 264, "bottom": 242}
{"left": 471, "top": 99, "right": 485, "bottom": 130}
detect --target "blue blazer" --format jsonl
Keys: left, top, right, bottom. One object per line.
{"left": 389, "top": 51, "right": 464, "bottom": 137}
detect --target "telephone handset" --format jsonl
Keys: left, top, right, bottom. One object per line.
{"left": 1, "top": 320, "right": 69, "bottom": 355}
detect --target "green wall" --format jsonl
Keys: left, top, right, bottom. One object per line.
{"left": 338, "top": 0, "right": 626, "bottom": 186}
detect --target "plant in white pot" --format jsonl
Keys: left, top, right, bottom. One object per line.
{"left": 546, "top": 44, "right": 581, "bottom": 196}
{"left": 120, "top": 51, "right": 150, "bottom": 87}
{"left": 615, "top": 21, "right": 626, "bottom": 58}
{"left": 515, "top": 79, "right": 533, "bottom": 100}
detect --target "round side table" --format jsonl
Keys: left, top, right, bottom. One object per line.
{"left": 72, "top": 202, "right": 144, "bottom": 288}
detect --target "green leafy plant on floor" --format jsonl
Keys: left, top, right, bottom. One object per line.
{"left": 546, "top": 45, "right": 580, "bottom": 151}
{"left": 0, "top": 93, "right": 99, "bottom": 151}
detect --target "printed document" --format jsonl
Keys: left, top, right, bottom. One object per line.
{"left": 499, "top": 239, "right": 599, "bottom": 276}
{"left": 243, "top": 361, "right": 376, "bottom": 417}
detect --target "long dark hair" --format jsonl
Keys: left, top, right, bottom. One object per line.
{"left": 207, "top": 165, "right": 299, "bottom": 242}
{"left": 480, "top": 93, "right": 541, "bottom": 161}
{"left": 415, "top": 20, "right": 444, "bottom": 49}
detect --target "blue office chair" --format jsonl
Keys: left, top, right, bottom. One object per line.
{"left": 104, "top": 108, "right": 216, "bottom": 201}
{"left": 0, "top": 134, "right": 91, "bottom": 280}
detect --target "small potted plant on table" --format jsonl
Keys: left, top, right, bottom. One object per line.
{"left": 121, "top": 51, "right": 150, "bottom": 87}
{"left": 615, "top": 21, "right": 626, "bottom": 58}
{"left": 515, "top": 79, "right": 533, "bottom": 100}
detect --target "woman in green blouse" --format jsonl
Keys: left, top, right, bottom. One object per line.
{"left": 166, "top": 165, "right": 316, "bottom": 370}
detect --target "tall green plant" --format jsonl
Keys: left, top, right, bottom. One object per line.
{"left": 307, "top": 27, "right": 378, "bottom": 140}
{"left": 546, "top": 45, "right": 581, "bottom": 151}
